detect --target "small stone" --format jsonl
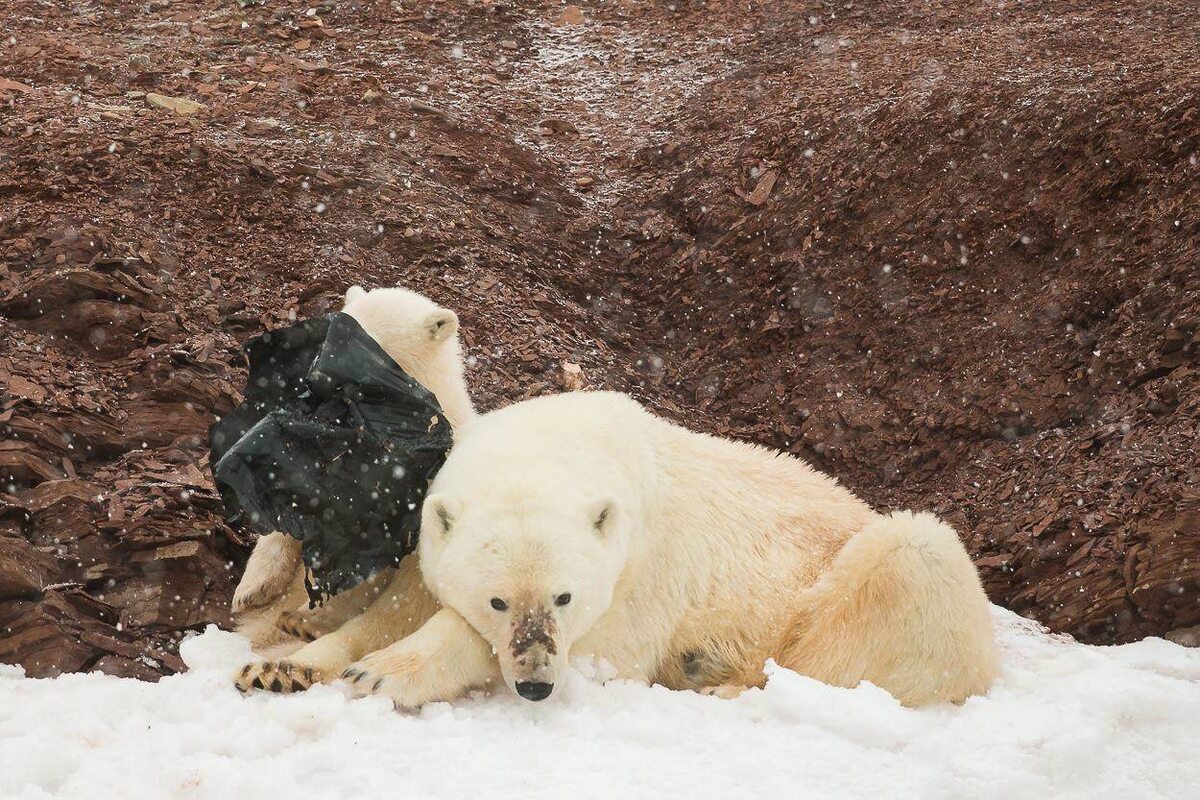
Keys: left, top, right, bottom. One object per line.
{"left": 145, "top": 92, "right": 206, "bottom": 116}
{"left": 745, "top": 169, "right": 778, "bottom": 206}
{"left": 559, "top": 5, "right": 584, "bottom": 26}
{"left": 244, "top": 117, "right": 281, "bottom": 136}
{"left": 538, "top": 118, "right": 578, "bottom": 135}
{"left": 561, "top": 362, "right": 586, "bottom": 391}
{"left": 0, "top": 77, "right": 33, "bottom": 94}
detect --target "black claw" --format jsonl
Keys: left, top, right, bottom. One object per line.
{"left": 252, "top": 676, "right": 264, "bottom": 690}
{"left": 291, "top": 680, "right": 305, "bottom": 692}
{"left": 236, "top": 683, "right": 247, "bottom": 693}
{"left": 372, "top": 678, "right": 384, "bottom": 692}
{"left": 240, "top": 664, "right": 252, "bottom": 677}
{"left": 269, "top": 678, "right": 284, "bottom": 692}
{"left": 304, "top": 668, "right": 314, "bottom": 682}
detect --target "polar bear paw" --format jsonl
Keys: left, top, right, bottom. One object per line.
{"left": 232, "top": 576, "right": 288, "bottom": 614}
{"left": 275, "top": 610, "right": 323, "bottom": 642}
{"left": 234, "top": 660, "right": 324, "bottom": 694}
{"left": 699, "top": 683, "right": 750, "bottom": 700}
{"left": 341, "top": 649, "right": 440, "bottom": 710}
{"left": 232, "top": 533, "right": 302, "bottom": 613}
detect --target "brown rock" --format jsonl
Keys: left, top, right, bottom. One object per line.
{"left": 0, "top": 538, "right": 51, "bottom": 599}
{"left": 745, "top": 170, "right": 778, "bottom": 206}
{"left": 559, "top": 5, "right": 585, "bottom": 26}
{"left": 144, "top": 92, "right": 206, "bottom": 116}
{"left": 561, "top": 361, "right": 587, "bottom": 391}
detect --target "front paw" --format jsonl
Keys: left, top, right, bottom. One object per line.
{"left": 234, "top": 660, "right": 323, "bottom": 694}
{"left": 341, "top": 650, "right": 436, "bottom": 710}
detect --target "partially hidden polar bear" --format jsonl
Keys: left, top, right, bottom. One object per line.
{"left": 231, "top": 285, "right": 476, "bottom": 657}
{"left": 326, "top": 390, "right": 998, "bottom": 708}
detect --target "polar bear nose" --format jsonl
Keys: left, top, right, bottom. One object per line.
{"left": 515, "top": 681, "right": 554, "bottom": 701}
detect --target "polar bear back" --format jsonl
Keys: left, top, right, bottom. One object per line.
{"left": 428, "top": 390, "right": 873, "bottom": 595}
{"left": 424, "top": 392, "right": 658, "bottom": 539}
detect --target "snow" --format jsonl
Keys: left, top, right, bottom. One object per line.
{"left": 1, "top": 608, "right": 1198, "bottom": 800}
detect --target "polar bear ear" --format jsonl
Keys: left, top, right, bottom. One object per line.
{"left": 422, "top": 494, "right": 456, "bottom": 538}
{"left": 424, "top": 309, "right": 459, "bottom": 342}
{"left": 589, "top": 497, "right": 620, "bottom": 539}
{"left": 344, "top": 285, "right": 367, "bottom": 305}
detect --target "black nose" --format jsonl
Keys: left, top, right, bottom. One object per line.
{"left": 515, "top": 681, "right": 554, "bottom": 701}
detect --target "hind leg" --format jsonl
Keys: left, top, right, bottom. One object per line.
{"left": 776, "top": 511, "right": 998, "bottom": 706}
{"left": 233, "top": 532, "right": 302, "bottom": 613}
{"left": 232, "top": 532, "right": 308, "bottom": 657}
{"left": 234, "top": 566, "right": 309, "bottom": 658}
{"left": 233, "top": 531, "right": 394, "bottom": 653}
{"left": 275, "top": 569, "right": 395, "bottom": 642}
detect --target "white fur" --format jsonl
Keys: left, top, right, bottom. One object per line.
{"left": 231, "top": 285, "right": 475, "bottom": 657}
{"left": 341, "top": 285, "right": 476, "bottom": 433}
{"left": 402, "top": 391, "right": 998, "bottom": 707}
{"left": 232, "top": 343, "right": 997, "bottom": 708}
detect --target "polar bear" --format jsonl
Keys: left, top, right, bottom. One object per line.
{"left": 230, "top": 285, "right": 476, "bottom": 657}
{"left": 329, "top": 391, "right": 998, "bottom": 708}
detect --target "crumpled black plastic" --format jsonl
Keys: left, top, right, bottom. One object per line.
{"left": 209, "top": 312, "right": 453, "bottom": 604}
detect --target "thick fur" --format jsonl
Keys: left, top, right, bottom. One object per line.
{"left": 231, "top": 285, "right": 476, "bottom": 657}
{"left": 339, "top": 391, "right": 997, "bottom": 708}
{"left": 780, "top": 511, "right": 999, "bottom": 704}
{"left": 235, "top": 557, "right": 443, "bottom": 694}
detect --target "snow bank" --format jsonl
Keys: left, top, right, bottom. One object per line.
{"left": 2, "top": 608, "right": 1197, "bottom": 800}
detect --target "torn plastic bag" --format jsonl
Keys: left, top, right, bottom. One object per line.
{"left": 209, "top": 312, "right": 453, "bottom": 604}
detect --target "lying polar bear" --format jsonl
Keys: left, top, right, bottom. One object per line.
{"left": 230, "top": 285, "right": 476, "bottom": 658}
{"left": 239, "top": 390, "right": 998, "bottom": 707}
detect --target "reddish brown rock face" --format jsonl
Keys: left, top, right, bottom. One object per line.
{"left": 1, "top": 0, "right": 1197, "bottom": 678}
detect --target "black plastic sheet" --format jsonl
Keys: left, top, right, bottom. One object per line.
{"left": 209, "top": 312, "right": 453, "bottom": 603}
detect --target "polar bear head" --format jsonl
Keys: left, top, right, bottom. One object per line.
{"left": 341, "top": 285, "right": 475, "bottom": 432}
{"left": 419, "top": 491, "right": 628, "bottom": 702}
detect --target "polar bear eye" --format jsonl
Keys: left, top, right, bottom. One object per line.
{"left": 490, "top": 597, "right": 508, "bottom": 612}
{"left": 555, "top": 593, "right": 572, "bottom": 607}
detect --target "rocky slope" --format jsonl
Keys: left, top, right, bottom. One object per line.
{"left": 1, "top": 0, "right": 1197, "bottom": 677}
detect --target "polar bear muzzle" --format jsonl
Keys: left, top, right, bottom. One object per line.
{"left": 506, "top": 606, "right": 559, "bottom": 699}
{"left": 512, "top": 607, "right": 557, "bottom": 657}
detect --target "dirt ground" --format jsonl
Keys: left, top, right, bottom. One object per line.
{"left": 1, "top": 0, "right": 1197, "bottom": 679}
